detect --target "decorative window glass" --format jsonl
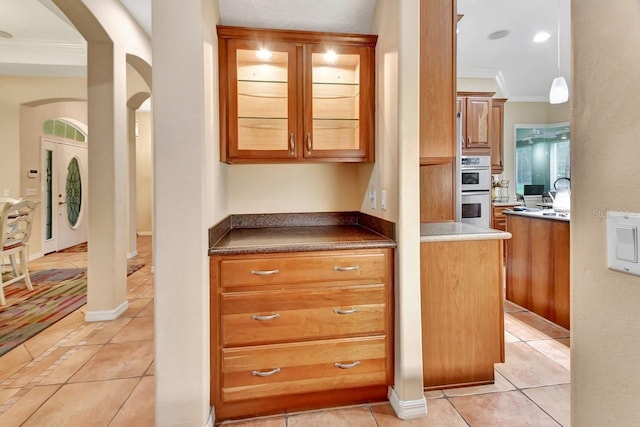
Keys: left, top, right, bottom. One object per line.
{"left": 43, "top": 119, "right": 86, "bottom": 142}
{"left": 65, "top": 157, "right": 82, "bottom": 228}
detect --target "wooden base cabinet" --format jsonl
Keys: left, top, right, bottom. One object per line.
{"left": 505, "top": 214, "right": 570, "bottom": 329}
{"left": 210, "top": 248, "right": 394, "bottom": 420}
{"left": 420, "top": 240, "right": 505, "bottom": 389}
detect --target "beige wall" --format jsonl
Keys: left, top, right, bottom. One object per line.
{"left": 226, "top": 163, "right": 365, "bottom": 214}
{"left": 371, "top": 0, "right": 425, "bottom": 412}
{"left": 0, "top": 76, "right": 87, "bottom": 256}
{"left": 135, "top": 111, "right": 152, "bottom": 232}
{"left": 572, "top": 1, "right": 640, "bottom": 425}
{"left": 0, "top": 76, "right": 86, "bottom": 199}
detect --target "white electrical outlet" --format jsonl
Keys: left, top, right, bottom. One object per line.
{"left": 3, "top": 189, "right": 9, "bottom": 197}
{"left": 381, "top": 190, "right": 387, "bottom": 210}
{"left": 369, "top": 189, "right": 376, "bottom": 209}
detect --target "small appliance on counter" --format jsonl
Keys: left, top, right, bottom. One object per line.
{"left": 492, "top": 179, "right": 510, "bottom": 202}
{"left": 550, "top": 177, "right": 571, "bottom": 213}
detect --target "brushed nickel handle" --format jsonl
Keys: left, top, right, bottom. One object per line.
{"left": 289, "top": 132, "right": 295, "bottom": 156}
{"left": 307, "top": 132, "right": 311, "bottom": 155}
{"left": 250, "top": 269, "right": 279, "bottom": 276}
{"left": 334, "top": 361, "right": 361, "bottom": 369}
{"left": 251, "top": 313, "right": 280, "bottom": 321}
{"left": 333, "top": 307, "right": 359, "bottom": 315}
{"left": 251, "top": 368, "right": 281, "bottom": 377}
{"left": 467, "top": 136, "right": 471, "bottom": 145}
{"left": 333, "top": 265, "right": 360, "bottom": 272}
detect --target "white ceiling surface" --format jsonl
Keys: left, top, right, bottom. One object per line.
{"left": 457, "top": 0, "right": 571, "bottom": 101}
{"left": 0, "top": 0, "right": 570, "bottom": 102}
{"left": 0, "top": 0, "right": 86, "bottom": 76}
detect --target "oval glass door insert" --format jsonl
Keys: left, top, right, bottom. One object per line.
{"left": 65, "top": 157, "right": 82, "bottom": 228}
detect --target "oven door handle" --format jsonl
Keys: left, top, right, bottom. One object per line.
{"left": 461, "top": 190, "right": 491, "bottom": 195}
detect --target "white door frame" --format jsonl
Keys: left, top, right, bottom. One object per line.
{"left": 41, "top": 137, "right": 89, "bottom": 253}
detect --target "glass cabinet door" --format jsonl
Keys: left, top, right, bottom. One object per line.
{"left": 304, "top": 45, "right": 373, "bottom": 160}
{"left": 227, "top": 40, "right": 298, "bottom": 160}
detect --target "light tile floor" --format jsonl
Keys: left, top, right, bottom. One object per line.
{"left": 0, "top": 239, "right": 571, "bottom": 426}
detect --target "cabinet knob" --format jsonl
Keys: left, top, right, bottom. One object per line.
{"left": 307, "top": 132, "right": 312, "bottom": 155}
{"left": 289, "top": 132, "right": 295, "bottom": 156}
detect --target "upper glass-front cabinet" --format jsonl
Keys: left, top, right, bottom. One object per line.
{"left": 227, "top": 40, "right": 298, "bottom": 160}
{"left": 218, "top": 26, "right": 377, "bottom": 164}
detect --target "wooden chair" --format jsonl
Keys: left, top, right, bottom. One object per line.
{"left": 0, "top": 199, "right": 40, "bottom": 305}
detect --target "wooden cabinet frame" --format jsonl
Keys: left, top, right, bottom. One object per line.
{"left": 218, "top": 26, "right": 377, "bottom": 164}
{"left": 210, "top": 248, "right": 394, "bottom": 419}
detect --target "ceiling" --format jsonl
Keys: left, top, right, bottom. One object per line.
{"left": 0, "top": 0, "right": 570, "bottom": 102}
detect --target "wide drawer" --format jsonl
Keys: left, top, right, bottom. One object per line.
{"left": 219, "top": 251, "right": 387, "bottom": 288}
{"left": 221, "top": 336, "right": 388, "bottom": 402}
{"left": 222, "top": 284, "right": 387, "bottom": 346}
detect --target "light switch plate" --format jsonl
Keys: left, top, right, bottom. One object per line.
{"left": 607, "top": 211, "right": 640, "bottom": 276}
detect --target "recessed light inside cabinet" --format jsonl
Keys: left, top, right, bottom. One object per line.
{"left": 256, "top": 48, "right": 272, "bottom": 60}
{"left": 323, "top": 50, "right": 338, "bottom": 63}
{"left": 533, "top": 31, "right": 551, "bottom": 43}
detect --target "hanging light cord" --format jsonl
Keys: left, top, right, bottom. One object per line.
{"left": 556, "top": 0, "right": 561, "bottom": 77}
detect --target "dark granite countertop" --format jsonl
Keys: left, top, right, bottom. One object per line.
{"left": 208, "top": 212, "right": 396, "bottom": 256}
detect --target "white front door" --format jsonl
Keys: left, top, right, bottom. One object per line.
{"left": 42, "top": 139, "right": 88, "bottom": 253}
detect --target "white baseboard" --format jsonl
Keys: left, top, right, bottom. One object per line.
{"left": 388, "top": 386, "right": 428, "bottom": 420}
{"left": 205, "top": 407, "right": 215, "bottom": 427}
{"left": 29, "top": 252, "right": 44, "bottom": 261}
{"left": 85, "top": 300, "right": 129, "bottom": 322}
{"left": 127, "top": 250, "right": 138, "bottom": 259}
{"left": 136, "top": 231, "right": 152, "bottom": 236}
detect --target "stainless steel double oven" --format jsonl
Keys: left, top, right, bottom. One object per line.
{"left": 460, "top": 155, "right": 491, "bottom": 228}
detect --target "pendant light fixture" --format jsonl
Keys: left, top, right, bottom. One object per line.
{"left": 549, "top": 0, "right": 569, "bottom": 104}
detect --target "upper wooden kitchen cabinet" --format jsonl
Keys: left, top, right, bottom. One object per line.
{"left": 458, "top": 93, "right": 492, "bottom": 155}
{"left": 217, "top": 26, "right": 377, "bottom": 164}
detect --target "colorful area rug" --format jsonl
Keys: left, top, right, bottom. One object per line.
{"left": 0, "top": 264, "right": 144, "bottom": 357}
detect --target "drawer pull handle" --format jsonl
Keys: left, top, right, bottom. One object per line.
{"left": 251, "top": 313, "right": 280, "bottom": 321}
{"left": 334, "top": 361, "right": 361, "bottom": 369}
{"left": 250, "top": 269, "right": 280, "bottom": 276}
{"left": 251, "top": 368, "right": 281, "bottom": 377}
{"left": 333, "top": 265, "right": 360, "bottom": 272}
{"left": 333, "top": 307, "right": 359, "bottom": 315}
{"left": 289, "top": 132, "right": 295, "bottom": 156}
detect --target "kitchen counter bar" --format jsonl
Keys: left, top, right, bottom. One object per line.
{"left": 420, "top": 222, "right": 511, "bottom": 242}
{"left": 505, "top": 209, "right": 570, "bottom": 329}
{"left": 208, "top": 212, "right": 396, "bottom": 255}
{"left": 503, "top": 208, "right": 570, "bottom": 222}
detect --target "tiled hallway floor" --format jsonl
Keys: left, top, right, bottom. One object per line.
{"left": 0, "top": 239, "right": 570, "bottom": 426}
